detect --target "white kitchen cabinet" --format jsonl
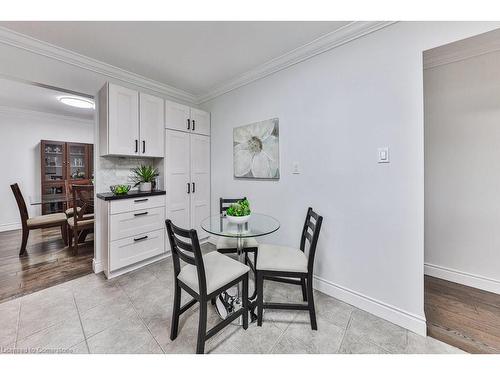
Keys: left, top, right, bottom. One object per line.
{"left": 99, "top": 82, "right": 164, "bottom": 157}
{"left": 165, "top": 129, "right": 210, "bottom": 239}
{"left": 165, "top": 130, "right": 191, "bottom": 230}
{"left": 165, "top": 100, "right": 191, "bottom": 132}
{"left": 139, "top": 93, "right": 164, "bottom": 157}
{"left": 98, "top": 192, "right": 167, "bottom": 278}
{"left": 190, "top": 108, "right": 211, "bottom": 136}
{"left": 189, "top": 134, "right": 210, "bottom": 234}
{"left": 105, "top": 83, "right": 139, "bottom": 156}
{"left": 165, "top": 101, "right": 210, "bottom": 136}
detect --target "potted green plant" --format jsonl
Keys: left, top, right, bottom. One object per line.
{"left": 131, "top": 164, "right": 159, "bottom": 192}
{"left": 226, "top": 198, "right": 251, "bottom": 224}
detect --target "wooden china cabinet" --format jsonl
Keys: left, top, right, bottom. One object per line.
{"left": 40, "top": 140, "right": 94, "bottom": 214}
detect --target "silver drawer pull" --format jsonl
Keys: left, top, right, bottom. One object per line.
{"left": 134, "top": 198, "right": 148, "bottom": 203}
{"left": 134, "top": 235, "right": 148, "bottom": 242}
{"left": 134, "top": 211, "right": 148, "bottom": 217}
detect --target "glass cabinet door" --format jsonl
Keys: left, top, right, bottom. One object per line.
{"left": 67, "top": 143, "right": 88, "bottom": 181}
{"left": 41, "top": 183, "right": 65, "bottom": 214}
{"left": 42, "top": 141, "right": 66, "bottom": 182}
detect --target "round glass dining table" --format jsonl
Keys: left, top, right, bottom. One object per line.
{"left": 201, "top": 213, "right": 280, "bottom": 323}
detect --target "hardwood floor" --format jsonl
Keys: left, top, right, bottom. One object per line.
{"left": 0, "top": 227, "right": 93, "bottom": 303}
{"left": 425, "top": 275, "right": 500, "bottom": 353}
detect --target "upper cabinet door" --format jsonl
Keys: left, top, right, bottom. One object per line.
{"left": 165, "top": 100, "right": 191, "bottom": 132}
{"left": 190, "top": 108, "right": 210, "bottom": 136}
{"left": 108, "top": 83, "right": 139, "bottom": 156}
{"left": 139, "top": 93, "right": 164, "bottom": 157}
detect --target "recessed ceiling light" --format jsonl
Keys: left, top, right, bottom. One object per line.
{"left": 58, "top": 96, "right": 95, "bottom": 109}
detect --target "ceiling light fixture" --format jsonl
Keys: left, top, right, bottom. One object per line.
{"left": 58, "top": 96, "right": 95, "bottom": 109}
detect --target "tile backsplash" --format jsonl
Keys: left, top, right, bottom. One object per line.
{"left": 96, "top": 156, "right": 163, "bottom": 193}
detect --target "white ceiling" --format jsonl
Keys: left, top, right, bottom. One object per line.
{"left": 0, "top": 78, "right": 95, "bottom": 120}
{"left": 0, "top": 21, "right": 350, "bottom": 96}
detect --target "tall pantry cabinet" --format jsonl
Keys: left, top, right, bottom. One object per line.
{"left": 165, "top": 100, "right": 210, "bottom": 239}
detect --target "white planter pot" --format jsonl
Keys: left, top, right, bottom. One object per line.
{"left": 226, "top": 214, "right": 251, "bottom": 225}
{"left": 139, "top": 182, "right": 152, "bottom": 192}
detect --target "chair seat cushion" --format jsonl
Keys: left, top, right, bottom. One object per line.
{"left": 27, "top": 213, "right": 67, "bottom": 228}
{"left": 65, "top": 207, "right": 81, "bottom": 216}
{"left": 256, "top": 244, "right": 308, "bottom": 273}
{"left": 216, "top": 236, "right": 258, "bottom": 250}
{"left": 67, "top": 215, "right": 95, "bottom": 228}
{"left": 178, "top": 251, "right": 250, "bottom": 294}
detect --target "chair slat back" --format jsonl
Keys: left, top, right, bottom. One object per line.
{"left": 219, "top": 197, "right": 246, "bottom": 215}
{"left": 10, "top": 183, "right": 29, "bottom": 225}
{"left": 299, "top": 207, "right": 323, "bottom": 273}
{"left": 165, "top": 219, "right": 208, "bottom": 296}
{"left": 71, "top": 185, "right": 94, "bottom": 223}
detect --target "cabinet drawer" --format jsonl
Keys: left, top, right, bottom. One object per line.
{"left": 110, "top": 195, "right": 165, "bottom": 215}
{"left": 109, "top": 229, "right": 164, "bottom": 271}
{"left": 110, "top": 206, "right": 165, "bottom": 241}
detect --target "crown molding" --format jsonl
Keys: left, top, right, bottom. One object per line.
{"left": 196, "top": 21, "right": 397, "bottom": 104}
{"left": 0, "top": 104, "right": 94, "bottom": 123}
{"left": 0, "top": 27, "right": 197, "bottom": 104}
{"left": 0, "top": 22, "right": 396, "bottom": 106}
{"left": 424, "top": 29, "right": 500, "bottom": 70}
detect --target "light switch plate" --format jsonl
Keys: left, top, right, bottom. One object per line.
{"left": 292, "top": 162, "right": 300, "bottom": 174}
{"left": 377, "top": 147, "right": 390, "bottom": 163}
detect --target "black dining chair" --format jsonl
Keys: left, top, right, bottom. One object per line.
{"left": 216, "top": 197, "right": 259, "bottom": 297}
{"left": 256, "top": 207, "right": 323, "bottom": 330}
{"left": 165, "top": 219, "right": 250, "bottom": 354}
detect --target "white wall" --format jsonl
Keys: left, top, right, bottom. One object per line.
{"left": 424, "top": 51, "right": 500, "bottom": 294}
{"left": 202, "top": 22, "right": 500, "bottom": 335}
{"left": 0, "top": 108, "right": 93, "bottom": 231}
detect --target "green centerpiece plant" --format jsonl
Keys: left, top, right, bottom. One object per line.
{"left": 226, "top": 198, "right": 251, "bottom": 224}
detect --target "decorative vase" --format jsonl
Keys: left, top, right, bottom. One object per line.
{"left": 226, "top": 214, "right": 251, "bottom": 225}
{"left": 139, "top": 182, "right": 152, "bottom": 192}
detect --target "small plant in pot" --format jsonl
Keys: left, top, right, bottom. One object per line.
{"left": 225, "top": 198, "right": 251, "bottom": 224}
{"left": 131, "top": 164, "right": 159, "bottom": 192}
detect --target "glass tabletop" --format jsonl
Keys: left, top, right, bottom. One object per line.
{"left": 201, "top": 213, "right": 280, "bottom": 238}
{"left": 29, "top": 194, "right": 70, "bottom": 206}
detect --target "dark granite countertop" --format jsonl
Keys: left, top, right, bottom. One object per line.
{"left": 96, "top": 189, "right": 166, "bottom": 201}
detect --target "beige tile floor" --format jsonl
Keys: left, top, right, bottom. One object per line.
{"left": 0, "top": 246, "right": 464, "bottom": 354}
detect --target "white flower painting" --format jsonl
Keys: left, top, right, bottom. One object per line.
{"left": 233, "top": 118, "right": 280, "bottom": 179}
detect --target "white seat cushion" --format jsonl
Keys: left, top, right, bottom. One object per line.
{"left": 256, "top": 244, "right": 308, "bottom": 273}
{"left": 178, "top": 251, "right": 250, "bottom": 294}
{"left": 216, "top": 236, "right": 258, "bottom": 250}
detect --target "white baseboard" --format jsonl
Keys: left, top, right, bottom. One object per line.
{"left": 424, "top": 263, "right": 500, "bottom": 294}
{"left": 313, "top": 275, "right": 427, "bottom": 336}
{"left": 92, "top": 258, "right": 103, "bottom": 273}
{"left": 0, "top": 222, "right": 21, "bottom": 232}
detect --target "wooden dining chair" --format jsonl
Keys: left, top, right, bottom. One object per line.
{"left": 256, "top": 207, "right": 323, "bottom": 330}
{"left": 63, "top": 180, "right": 90, "bottom": 218}
{"left": 216, "top": 197, "right": 259, "bottom": 298}
{"left": 67, "top": 184, "right": 94, "bottom": 255}
{"left": 165, "top": 219, "right": 250, "bottom": 354}
{"left": 10, "top": 183, "right": 68, "bottom": 256}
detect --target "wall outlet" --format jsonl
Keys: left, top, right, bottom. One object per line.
{"left": 292, "top": 161, "right": 300, "bottom": 174}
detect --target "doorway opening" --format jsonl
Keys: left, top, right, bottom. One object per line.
{"left": 0, "top": 75, "right": 95, "bottom": 302}
{"left": 423, "top": 29, "right": 500, "bottom": 353}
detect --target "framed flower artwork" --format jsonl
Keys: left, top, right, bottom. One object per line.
{"left": 233, "top": 118, "right": 280, "bottom": 179}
